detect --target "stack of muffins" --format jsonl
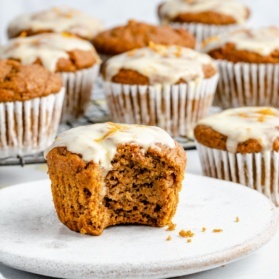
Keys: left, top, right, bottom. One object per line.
{"left": 0, "top": 7, "right": 103, "bottom": 157}
{"left": 194, "top": 25, "right": 279, "bottom": 206}
{"left": 4, "top": 1, "right": 279, "bottom": 235}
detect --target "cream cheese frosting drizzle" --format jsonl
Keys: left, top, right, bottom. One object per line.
{"left": 198, "top": 107, "right": 279, "bottom": 152}
{"left": 202, "top": 27, "right": 279, "bottom": 56}
{"left": 8, "top": 7, "right": 103, "bottom": 40}
{"left": 44, "top": 122, "right": 175, "bottom": 171}
{"left": 160, "top": 0, "right": 248, "bottom": 24}
{"left": 105, "top": 43, "right": 215, "bottom": 85}
{"left": 0, "top": 33, "right": 98, "bottom": 72}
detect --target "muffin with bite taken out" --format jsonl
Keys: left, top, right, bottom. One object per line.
{"left": 45, "top": 122, "right": 187, "bottom": 235}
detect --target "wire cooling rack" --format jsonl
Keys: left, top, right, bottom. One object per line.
{"left": 0, "top": 80, "right": 195, "bottom": 167}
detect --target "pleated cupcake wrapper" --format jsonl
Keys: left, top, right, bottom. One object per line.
{"left": 0, "top": 88, "right": 65, "bottom": 158}
{"left": 61, "top": 64, "right": 100, "bottom": 122}
{"left": 196, "top": 142, "right": 279, "bottom": 206}
{"left": 104, "top": 74, "right": 219, "bottom": 138}
{"left": 166, "top": 22, "right": 240, "bottom": 47}
{"left": 215, "top": 60, "right": 279, "bottom": 109}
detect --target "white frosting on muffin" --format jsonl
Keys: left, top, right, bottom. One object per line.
{"left": 197, "top": 107, "right": 279, "bottom": 152}
{"left": 159, "top": 0, "right": 248, "bottom": 24}
{"left": 0, "top": 33, "right": 99, "bottom": 72}
{"left": 44, "top": 122, "right": 176, "bottom": 170}
{"left": 8, "top": 7, "right": 103, "bottom": 40}
{"left": 104, "top": 43, "right": 216, "bottom": 85}
{"left": 202, "top": 27, "right": 279, "bottom": 57}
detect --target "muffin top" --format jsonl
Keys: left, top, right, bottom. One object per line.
{"left": 0, "top": 60, "right": 62, "bottom": 102}
{"left": 0, "top": 33, "right": 100, "bottom": 72}
{"left": 194, "top": 107, "right": 279, "bottom": 153}
{"left": 201, "top": 27, "right": 279, "bottom": 63}
{"left": 92, "top": 20, "right": 195, "bottom": 55}
{"left": 44, "top": 122, "right": 176, "bottom": 170}
{"left": 158, "top": 0, "right": 249, "bottom": 25}
{"left": 7, "top": 7, "right": 103, "bottom": 40}
{"left": 103, "top": 43, "right": 217, "bottom": 85}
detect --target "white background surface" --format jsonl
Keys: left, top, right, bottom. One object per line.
{"left": 1, "top": 0, "right": 279, "bottom": 278}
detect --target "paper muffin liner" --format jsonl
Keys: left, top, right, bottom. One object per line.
{"left": 167, "top": 22, "right": 240, "bottom": 48}
{"left": 0, "top": 88, "right": 65, "bottom": 158}
{"left": 104, "top": 74, "right": 219, "bottom": 138}
{"left": 214, "top": 60, "right": 279, "bottom": 109}
{"left": 61, "top": 64, "right": 100, "bottom": 122}
{"left": 196, "top": 142, "right": 279, "bottom": 206}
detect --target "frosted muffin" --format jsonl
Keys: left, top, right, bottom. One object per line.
{"left": 158, "top": 0, "right": 250, "bottom": 44}
{"left": 0, "top": 33, "right": 101, "bottom": 121}
{"left": 102, "top": 43, "right": 219, "bottom": 138}
{"left": 45, "top": 122, "right": 187, "bottom": 235}
{"left": 7, "top": 7, "right": 103, "bottom": 41}
{"left": 202, "top": 27, "right": 279, "bottom": 109}
{"left": 0, "top": 60, "right": 64, "bottom": 158}
{"left": 194, "top": 107, "right": 279, "bottom": 205}
{"left": 92, "top": 19, "right": 196, "bottom": 61}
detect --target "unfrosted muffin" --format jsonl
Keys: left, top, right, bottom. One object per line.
{"left": 0, "top": 33, "right": 101, "bottom": 121}
{"left": 102, "top": 43, "right": 218, "bottom": 138}
{"left": 201, "top": 27, "right": 279, "bottom": 109}
{"left": 92, "top": 19, "right": 196, "bottom": 61}
{"left": 0, "top": 60, "right": 64, "bottom": 158}
{"left": 194, "top": 107, "right": 279, "bottom": 205}
{"left": 45, "top": 122, "right": 187, "bottom": 235}
{"left": 158, "top": 0, "right": 250, "bottom": 44}
{"left": 7, "top": 7, "right": 103, "bottom": 41}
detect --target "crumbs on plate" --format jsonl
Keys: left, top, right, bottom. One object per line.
{"left": 179, "top": 230, "right": 195, "bottom": 238}
{"left": 212, "top": 229, "right": 223, "bottom": 233}
{"left": 167, "top": 221, "right": 176, "bottom": 231}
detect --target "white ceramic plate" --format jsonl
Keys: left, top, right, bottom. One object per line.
{"left": 0, "top": 174, "right": 278, "bottom": 279}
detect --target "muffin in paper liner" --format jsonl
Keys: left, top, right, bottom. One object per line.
{"left": 166, "top": 22, "right": 240, "bottom": 47}
{"left": 0, "top": 33, "right": 101, "bottom": 123}
{"left": 196, "top": 142, "right": 279, "bottom": 206}
{"left": 214, "top": 60, "right": 279, "bottom": 109}
{"left": 104, "top": 74, "right": 219, "bottom": 138}
{"left": 0, "top": 88, "right": 65, "bottom": 158}
{"left": 61, "top": 65, "right": 100, "bottom": 122}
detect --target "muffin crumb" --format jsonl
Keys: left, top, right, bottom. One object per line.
{"left": 235, "top": 217, "right": 240, "bottom": 223}
{"left": 166, "top": 235, "right": 172, "bottom": 241}
{"left": 202, "top": 227, "right": 206, "bottom": 232}
{"left": 167, "top": 222, "right": 177, "bottom": 231}
{"left": 179, "top": 229, "right": 195, "bottom": 238}
{"left": 212, "top": 229, "right": 223, "bottom": 233}
{"left": 187, "top": 238, "right": 192, "bottom": 243}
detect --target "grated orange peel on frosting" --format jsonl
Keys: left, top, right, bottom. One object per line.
{"left": 201, "top": 27, "right": 279, "bottom": 56}
{"left": 8, "top": 7, "right": 103, "bottom": 40}
{"left": 104, "top": 43, "right": 216, "bottom": 85}
{"left": 197, "top": 107, "right": 279, "bottom": 153}
{"left": 0, "top": 33, "right": 99, "bottom": 72}
{"left": 44, "top": 122, "right": 175, "bottom": 172}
